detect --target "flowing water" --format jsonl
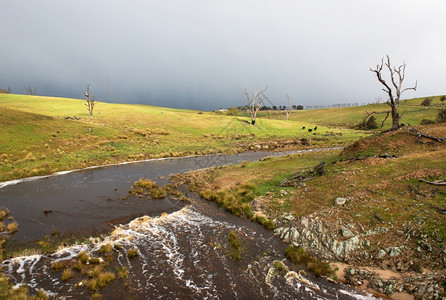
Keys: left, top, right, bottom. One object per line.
{"left": 0, "top": 149, "right": 376, "bottom": 299}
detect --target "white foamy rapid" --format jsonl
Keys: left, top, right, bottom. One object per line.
{"left": 2, "top": 205, "right": 370, "bottom": 299}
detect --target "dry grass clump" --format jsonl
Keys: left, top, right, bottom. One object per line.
{"left": 87, "top": 266, "right": 102, "bottom": 278}
{"left": 228, "top": 230, "right": 242, "bottom": 260}
{"left": 133, "top": 178, "right": 158, "bottom": 190}
{"left": 151, "top": 187, "right": 167, "bottom": 199}
{"left": 285, "top": 246, "right": 333, "bottom": 277}
{"left": 77, "top": 251, "right": 89, "bottom": 264}
{"left": 51, "top": 260, "right": 67, "bottom": 271}
{"left": 98, "top": 244, "right": 112, "bottom": 255}
{"left": 0, "top": 208, "right": 9, "bottom": 220}
{"left": 127, "top": 248, "right": 139, "bottom": 258}
{"left": 24, "top": 152, "right": 36, "bottom": 161}
{"left": 61, "top": 269, "right": 73, "bottom": 281}
{"left": 7, "top": 222, "right": 18, "bottom": 234}
{"left": 116, "top": 266, "right": 129, "bottom": 279}
{"left": 129, "top": 178, "right": 167, "bottom": 199}
{"left": 88, "top": 272, "right": 115, "bottom": 292}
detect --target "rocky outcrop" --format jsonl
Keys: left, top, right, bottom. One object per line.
{"left": 344, "top": 267, "right": 445, "bottom": 299}
{"left": 273, "top": 213, "right": 380, "bottom": 261}
{"left": 273, "top": 212, "right": 445, "bottom": 299}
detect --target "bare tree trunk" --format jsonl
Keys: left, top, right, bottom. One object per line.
{"left": 370, "top": 55, "right": 417, "bottom": 131}
{"left": 243, "top": 86, "right": 268, "bottom": 125}
{"left": 391, "top": 104, "right": 400, "bottom": 130}
{"left": 286, "top": 95, "right": 292, "bottom": 120}
{"left": 85, "top": 84, "right": 95, "bottom": 116}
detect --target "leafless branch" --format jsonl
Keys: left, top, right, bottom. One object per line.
{"left": 286, "top": 94, "right": 292, "bottom": 120}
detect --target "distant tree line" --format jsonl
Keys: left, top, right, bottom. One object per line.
{"left": 236, "top": 105, "right": 303, "bottom": 111}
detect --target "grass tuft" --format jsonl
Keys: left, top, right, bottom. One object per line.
{"left": 127, "top": 248, "right": 139, "bottom": 258}
{"left": 61, "top": 269, "right": 73, "bottom": 281}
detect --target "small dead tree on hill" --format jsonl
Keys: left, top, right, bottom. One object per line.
{"left": 285, "top": 94, "right": 292, "bottom": 120}
{"left": 25, "top": 86, "right": 37, "bottom": 95}
{"left": 85, "top": 84, "right": 96, "bottom": 116}
{"left": 243, "top": 85, "right": 269, "bottom": 125}
{"left": 370, "top": 55, "right": 417, "bottom": 131}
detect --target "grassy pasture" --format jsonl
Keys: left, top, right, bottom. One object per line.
{"left": 257, "top": 95, "right": 445, "bottom": 128}
{"left": 0, "top": 94, "right": 363, "bottom": 181}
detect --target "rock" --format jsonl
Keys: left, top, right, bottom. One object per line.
{"left": 335, "top": 197, "right": 347, "bottom": 205}
{"left": 386, "top": 246, "right": 404, "bottom": 257}
{"left": 341, "top": 226, "right": 355, "bottom": 238}
{"left": 280, "top": 190, "right": 288, "bottom": 196}
{"left": 376, "top": 249, "right": 386, "bottom": 259}
{"left": 289, "top": 227, "right": 299, "bottom": 242}
{"left": 282, "top": 213, "right": 294, "bottom": 222}
{"left": 273, "top": 227, "right": 283, "bottom": 236}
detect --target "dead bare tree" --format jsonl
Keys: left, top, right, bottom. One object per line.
{"left": 285, "top": 94, "right": 292, "bottom": 120}
{"left": 375, "top": 97, "right": 383, "bottom": 104}
{"left": 25, "top": 86, "right": 37, "bottom": 95}
{"left": 370, "top": 55, "right": 417, "bottom": 131}
{"left": 243, "top": 85, "right": 268, "bottom": 125}
{"left": 85, "top": 84, "right": 96, "bottom": 116}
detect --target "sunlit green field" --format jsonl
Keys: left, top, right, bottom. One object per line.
{"left": 0, "top": 94, "right": 364, "bottom": 181}
{"left": 257, "top": 95, "right": 445, "bottom": 128}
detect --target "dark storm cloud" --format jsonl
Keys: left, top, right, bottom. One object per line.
{"left": 1, "top": 0, "right": 445, "bottom": 110}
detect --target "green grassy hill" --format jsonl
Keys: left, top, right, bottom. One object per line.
{"left": 0, "top": 93, "right": 443, "bottom": 182}
{"left": 0, "top": 94, "right": 363, "bottom": 181}
{"left": 257, "top": 95, "right": 445, "bottom": 128}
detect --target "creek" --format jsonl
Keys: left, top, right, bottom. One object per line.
{"left": 0, "top": 149, "right": 375, "bottom": 299}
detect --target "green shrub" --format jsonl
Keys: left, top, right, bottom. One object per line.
{"left": 255, "top": 216, "right": 276, "bottom": 230}
{"left": 272, "top": 261, "right": 286, "bottom": 272}
{"left": 358, "top": 115, "right": 378, "bottom": 129}
{"left": 421, "top": 98, "right": 433, "bottom": 106}
{"left": 420, "top": 119, "right": 436, "bottom": 125}
{"left": 365, "top": 115, "right": 378, "bottom": 129}
{"left": 285, "top": 246, "right": 310, "bottom": 264}
{"left": 307, "top": 258, "right": 332, "bottom": 277}
{"left": 285, "top": 246, "right": 333, "bottom": 277}
{"left": 437, "top": 108, "right": 446, "bottom": 123}
{"left": 228, "top": 230, "right": 242, "bottom": 260}
{"left": 242, "top": 204, "right": 254, "bottom": 219}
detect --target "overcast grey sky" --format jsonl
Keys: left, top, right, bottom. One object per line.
{"left": 1, "top": 1, "right": 445, "bottom": 110}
